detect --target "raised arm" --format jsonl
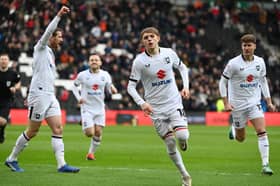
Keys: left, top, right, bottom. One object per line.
{"left": 36, "top": 6, "right": 70, "bottom": 48}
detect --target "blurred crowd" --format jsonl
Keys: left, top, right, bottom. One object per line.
{"left": 0, "top": 0, "right": 279, "bottom": 112}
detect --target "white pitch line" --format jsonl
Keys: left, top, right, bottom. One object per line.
{"left": 26, "top": 164, "right": 158, "bottom": 172}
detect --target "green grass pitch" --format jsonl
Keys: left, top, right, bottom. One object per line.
{"left": 0, "top": 125, "right": 279, "bottom": 186}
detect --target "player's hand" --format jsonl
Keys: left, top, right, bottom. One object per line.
{"left": 10, "top": 87, "right": 16, "bottom": 94}
{"left": 110, "top": 84, "right": 118, "bottom": 94}
{"left": 24, "top": 99, "right": 28, "bottom": 107}
{"left": 78, "top": 98, "right": 86, "bottom": 104}
{"left": 224, "top": 103, "right": 234, "bottom": 112}
{"left": 181, "top": 88, "right": 190, "bottom": 99}
{"left": 141, "top": 102, "right": 153, "bottom": 116}
{"left": 57, "top": 6, "right": 70, "bottom": 17}
{"left": 267, "top": 103, "right": 277, "bottom": 112}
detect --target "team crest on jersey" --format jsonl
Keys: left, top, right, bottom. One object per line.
{"left": 256, "top": 65, "right": 260, "bottom": 71}
{"left": 101, "top": 76, "right": 105, "bottom": 81}
{"left": 6, "top": 81, "right": 11, "bottom": 87}
{"left": 165, "top": 57, "right": 170, "bottom": 64}
{"left": 240, "top": 67, "right": 244, "bottom": 71}
{"left": 145, "top": 64, "right": 150, "bottom": 68}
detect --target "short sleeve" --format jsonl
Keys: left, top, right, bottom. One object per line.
{"left": 129, "top": 59, "right": 142, "bottom": 82}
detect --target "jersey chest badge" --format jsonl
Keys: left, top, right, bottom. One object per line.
{"left": 6, "top": 81, "right": 11, "bottom": 87}
{"left": 164, "top": 57, "right": 170, "bottom": 64}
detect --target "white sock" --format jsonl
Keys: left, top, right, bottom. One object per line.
{"left": 51, "top": 136, "right": 66, "bottom": 168}
{"left": 88, "top": 136, "right": 101, "bottom": 154}
{"left": 231, "top": 125, "right": 236, "bottom": 139}
{"left": 164, "top": 136, "right": 190, "bottom": 177}
{"left": 7, "top": 132, "right": 29, "bottom": 161}
{"left": 258, "top": 135, "right": 269, "bottom": 166}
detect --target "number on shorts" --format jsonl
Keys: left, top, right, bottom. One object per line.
{"left": 177, "top": 108, "right": 186, "bottom": 117}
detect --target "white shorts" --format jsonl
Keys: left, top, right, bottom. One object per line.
{"left": 81, "top": 109, "right": 105, "bottom": 130}
{"left": 28, "top": 93, "right": 61, "bottom": 122}
{"left": 231, "top": 104, "right": 264, "bottom": 129}
{"left": 151, "top": 108, "right": 188, "bottom": 137}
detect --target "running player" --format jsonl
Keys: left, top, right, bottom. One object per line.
{"left": 219, "top": 34, "right": 276, "bottom": 175}
{"left": 72, "top": 53, "right": 117, "bottom": 160}
{"left": 127, "top": 27, "right": 192, "bottom": 186}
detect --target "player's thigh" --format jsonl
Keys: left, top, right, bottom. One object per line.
{"left": 151, "top": 114, "right": 171, "bottom": 138}
{"left": 93, "top": 114, "right": 105, "bottom": 136}
{"left": 231, "top": 109, "right": 247, "bottom": 129}
{"left": 169, "top": 109, "right": 189, "bottom": 140}
{"left": 248, "top": 105, "right": 265, "bottom": 133}
{"left": 81, "top": 111, "right": 95, "bottom": 131}
{"left": 0, "top": 104, "right": 10, "bottom": 124}
{"left": 28, "top": 94, "right": 51, "bottom": 121}
{"left": 45, "top": 96, "right": 61, "bottom": 119}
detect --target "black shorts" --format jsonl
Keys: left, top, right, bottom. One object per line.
{"left": 0, "top": 103, "right": 11, "bottom": 121}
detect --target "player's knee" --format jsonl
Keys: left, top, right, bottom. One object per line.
{"left": 52, "top": 125, "right": 63, "bottom": 135}
{"left": 174, "top": 128, "right": 189, "bottom": 141}
{"left": 164, "top": 135, "right": 176, "bottom": 154}
{"left": 236, "top": 136, "right": 245, "bottom": 142}
{"left": 0, "top": 117, "right": 7, "bottom": 125}
{"left": 84, "top": 128, "right": 94, "bottom": 137}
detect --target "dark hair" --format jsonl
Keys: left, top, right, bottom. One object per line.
{"left": 140, "top": 27, "right": 160, "bottom": 40}
{"left": 240, "top": 34, "right": 256, "bottom": 44}
{"left": 0, "top": 53, "right": 9, "bottom": 58}
{"left": 52, "top": 28, "right": 64, "bottom": 37}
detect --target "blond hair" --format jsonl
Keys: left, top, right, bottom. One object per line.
{"left": 140, "top": 27, "right": 160, "bottom": 40}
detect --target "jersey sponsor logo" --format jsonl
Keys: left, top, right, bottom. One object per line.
{"left": 157, "top": 69, "right": 166, "bottom": 79}
{"left": 240, "top": 82, "right": 258, "bottom": 88}
{"left": 92, "top": 84, "right": 99, "bottom": 90}
{"left": 88, "top": 91, "right": 102, "bottom": 95}
{"left": 151, "top": 79, "right": 172, "bottom": 87}
{"left": 246, "top": 74, "right": 254, "bottom": 82}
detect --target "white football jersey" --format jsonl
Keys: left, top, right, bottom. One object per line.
{"left": 73, "top": 69, "right": 112, "bottom": 114}
{"left": 129, "top": 47, "right": 183, "bottom": 114}
{"left": 29, "top": 16, "right": 61, "bottom": 94}
{"left": 222, "top": 54, "right": 266, "bottom": 111}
